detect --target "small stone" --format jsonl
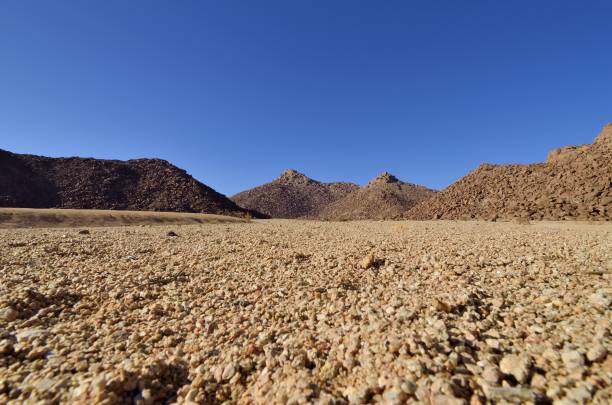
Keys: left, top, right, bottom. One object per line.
{"left": 382, "top": 387, "right": 407, "bottom": 405}
{"left": 561, "top": 350, "right": 585, "bottom": 370}
{"left": 542, "top": 348, "right": 560, "bottom": 363}
{"left": 485, "top": 386, "right": 539, "bottom": 402}
{"left": 586, "top": 343, "right": 607, "bottom": 363}
{"left": 0, "top": 306, "right": 19, "bottom": 322}
{"left": 360, "top": 253, "right": 375, "bottom": 269}
{"left": 222, "top": 363, "right": 236, "bottom": 381}
{"left": 434, "top": 298, "right": 451, "bottom": 313}
{"left": 546, "top": 384, "right": 562, "bottom": 399}
{"left": 191, "top": 375, "right": 206, "bottom": 388}
{"left": 78, "top": 229, "right": 90, "bottom": 235}
{"left": 16, "top": 328, "right": 48, "bottom": 342}
{"left": 485, "top": 339, "right": 500, "bottom": 350}
{"left": 565, "top": 385, "right": 592, "bottom": 403}
{"left": 190, "top": 388, "right": 203, "bottom": 401}
{"left": 530, "top": 373, "right": 547, "bottom": 389}
{"left": 27, "top": 347, "right": 47, "bottom": 360}
{"left": 344, "top": 386, "right": 368, "bottom": 405}
{"left": 400, "top": 380, "right": 417, "bottom": 395}
{"left": 212, "top": 366, "right": 223, "bottom": 383}
{"left": 482, "top": 365, "right": 501, "bottom": 383}
{"left": 167, "top": 231, "right": 178, "bottom": 237}
{"left": 34, "top": 378, "right": 56, "bottom": 392}
{"left": 469, "top": 395, "right": 484, "bottom": 405}
{"left": 245, "top": 343, "right": 259, "bottom": 355}
{"left": 431, "top": 394, "right": 467, "bottom": 405}
{"left": 0, "top": 340, "right": 13, "bottom": 354}
{"left": 499, "top": 354, "right": 532, "bottom": 383}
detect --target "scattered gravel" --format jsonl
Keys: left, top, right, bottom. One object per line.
{"left": 0, "top": 220, "right": 610, "bottom": 404}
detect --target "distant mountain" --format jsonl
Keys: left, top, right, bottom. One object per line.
{"left": 406, "top": 124, "right": 612, "bottom": 221}
{"left": 318, "top": 172, "right": 438, "bottom": 220}
{"left": 0, "top": 149, "right": 259, "bottom": 217}
{"left": 231, "top": 169, "right": 359, "bottom": 218}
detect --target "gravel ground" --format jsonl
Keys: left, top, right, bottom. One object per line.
{"left": 0, "top": 220, "right": 610, "bottom": 404}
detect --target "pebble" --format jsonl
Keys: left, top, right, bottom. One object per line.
{"left": 499, "top": 353, "right": 532, "bottom": 383}
{"left": 382, "top": 387, "right": 407, "bottom": 405}
{"left": 561, "top": 350, "right": 585, "bottom": 370}
{"left": 360, "top": 253, "right": 375, "bottom": 269}
{"left": 16, "top": 328, "right": 48, "bottom": 342}
{"left": 344, "top": 386, "right": 368, "bottom": 405}
{"left": 482, "top": 365, "right": 501, "bottom": 383}
{"left": 431, "top": 394, "right": 467, "bottom": 405}
{"left": 0, "top": 306, "right": 19, "bottom": 322}
{"left": 586, "top": 343, "right": 607, "bottom": 362}
{"left": 485, "top": 386, "right": 539, "bottom": 402}
{"left": 222, "top": 363, "right": 237, "bottom": 381}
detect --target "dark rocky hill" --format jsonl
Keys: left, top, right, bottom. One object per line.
{"left": 0, "top": 150, "right": 258, "bottom": 217}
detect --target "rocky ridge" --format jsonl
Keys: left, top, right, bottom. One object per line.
{"left": 406, "top": 124, "right": 612, "bottom": 221}
{"left": 0, "top": 150, "right": 257, "bottom": 217}
{"left": 231, "top": 170, "right": 359, "bottom": 218}
{"left": 319, "top": 172, "right": 438, "bottom": 220}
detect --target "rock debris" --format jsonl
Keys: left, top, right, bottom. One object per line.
{"left": 0, "top": 220, "right": 610, "bottom": 404}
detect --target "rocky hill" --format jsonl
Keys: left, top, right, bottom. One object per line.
{"left": 406, "top": 124, "right": 612, "bottom": 221}
{"left": 318, "top": 172, "right": 438, "bottom": 220}
{"left": 231, "top": 170, "right": 359, "bottom": 218}
{"left": 0, "top": 150, "right": 258, "bottom": 217}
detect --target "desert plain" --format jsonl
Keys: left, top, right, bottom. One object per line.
{"left": 0, "top": 214, "right": 610, "bottom": 404}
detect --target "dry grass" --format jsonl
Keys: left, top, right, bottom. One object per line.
{"left": 0, "top": 208, "right": 246, "bottom": 228}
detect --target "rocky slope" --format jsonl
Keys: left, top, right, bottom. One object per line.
{"left": 319, "top": 172, "right": 438, "bottom": 220}
{"left": 0, "top": 150, "right": 256, "bottom": 217}
{"left": 406, "top": 124, "right": 612, "bottom": 221}
{"left": 231, "top": 170, "right": 359, "bottom": 218}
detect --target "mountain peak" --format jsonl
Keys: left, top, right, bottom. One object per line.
{"left": 368, "top": 172, "right": 400, "bottom": 186}
{"left": 277, "top": 169, "right": 311, "bottom": 182}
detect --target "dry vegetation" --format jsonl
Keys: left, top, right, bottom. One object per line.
{"left": 1, "top": 219, "right": 610, "bottom": 404}
{"left": 0, "top": 208, "right": 245, "bottom": 229}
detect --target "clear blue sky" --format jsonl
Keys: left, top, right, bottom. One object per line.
{"left": 1, "top": 1, "right": 610, "bottom": 195}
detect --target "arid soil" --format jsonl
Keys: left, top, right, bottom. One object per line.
{"left": 0, "top": 150, "right": 256, "bottom": 218}
{"left": 1, "top": 220, "right": 610, "bottom": 404}
{"left": 406, "top": 125, "right": 612, "bottom": 221}
{"left": 232, "top": 170, "right": 359, "bottom": 218}
{"left": 319, "top": 173, "right": 438, "bottom": 221}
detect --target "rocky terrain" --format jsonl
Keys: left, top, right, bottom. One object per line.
{"left": 319, "top": 173, "right": 437, "bottom": 221}
{"left": 231, "top": 170, "right": 359, "bottom": 218}
{"left": 406, "top": 124, "right": 612, "bottom": 221}
{"left": 1, "top": 220, "right": 610, "bottom": 404}
{"left": 0, "top": 150, "right": 259, "bottom": 218}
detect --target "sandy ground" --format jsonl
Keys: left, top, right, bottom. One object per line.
{"left": 0, "top": 208, "right": 246, "bottom": 229}
{"left": 0, "top": 220, "right": 610, "bottom": 404}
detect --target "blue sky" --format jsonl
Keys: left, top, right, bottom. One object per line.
{"left": 1, "top": 1, "right": 610, "bottom": 195}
